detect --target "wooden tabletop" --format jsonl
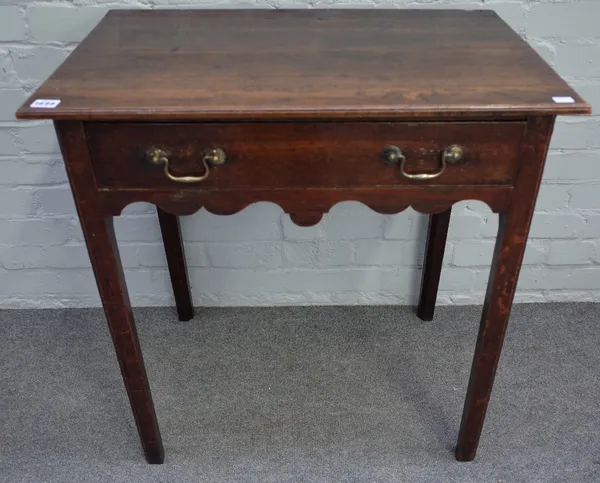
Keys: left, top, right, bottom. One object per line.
{"left": 17, "top": 9, "right": 590, "bottom": 121}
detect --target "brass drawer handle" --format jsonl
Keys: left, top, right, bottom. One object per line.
{"left": 146, "top": 147, "right": 227, "bottom": 183}
{"left": 382, "top": 144, "right": 464, "bottom": 180}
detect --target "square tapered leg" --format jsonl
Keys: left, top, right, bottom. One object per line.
{"left": 157, "top": 208, "right": 194, "bottom": 321}
{"left": 455, "top": 116, "right": 555, "bottom": 461}
{"left": 417, "top": 208, "right": 451, "bottom": 321}
{"left": 57, "top": 121, "right": 164, "bottom": 464}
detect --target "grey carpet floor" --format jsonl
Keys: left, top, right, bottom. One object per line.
{"left": 1, "top": 304, "right": 599, "bottom": 483}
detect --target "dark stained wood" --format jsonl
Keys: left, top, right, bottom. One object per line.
{"left": 417, "top": 208, "right": 451, "bottom": 321}
{"left": 289, "top": 211, "right": 325, "bottom": 227}
{"left": 455, "top": 116, "right": 556, "bottom": 461}
{"left": 15, "top": 9, "right": 590, "bottom": 464}
{"left": 55, "top": 120, "right": 164, "bottom": 464}
{"left": 16, "top": 10, "right": 590, "bottom": 121}
{"left": 157, "top": 208, "right": 193, "bottom": 321}
{"left": 98, "top": 186, "right": 514, "bottom": 221}
{"left": 86, "top": 121, "right": 526, "bottom": 189}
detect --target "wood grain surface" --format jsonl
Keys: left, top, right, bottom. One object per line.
{"left": 17, "top": 9, "right": 590, "bottom": 121}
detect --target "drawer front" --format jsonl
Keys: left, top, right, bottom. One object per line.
{"left": 86, "top": 122, "right": 526, "bottom": 189}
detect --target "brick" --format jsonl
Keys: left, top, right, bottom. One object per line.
{"left": 68, "top": 219, "right": 85, "bottom": 243}
{"left": 283, "top": 241, "right": 354, "bottom": 267}
{"left": 17, "top": 153, "right": 61, "bottom": 165}
{"left": 0, "top": 189, "right": 36, "bottom": 216}
{"left": 0, "top": 158, "right": 67, "bottom": 186}
{"left": 518, "top": 268, "right": 600, "bottom": 291}
{"left": 128, "top": 270, "right": 169, "bottom": 297}
{"left": 18, "top": 124, "right": 60, "bottom": 154}
{"left": 529, "top": 2, "right": 600, "bottom": 38}
{"left": 0, "top": 89, "right": 27, "bottom": 121}
{"left": 570, "top": 185, "right": 600, "bottom": 210}
{"left": 0, "top": 245, "right": 91, "bottom": 270}
{"left": 534, "top": 185, "right": 570, "bottom": 211}
{"left": 409, "top": 213, "right": 430, "bottom": 241}
{"left": 207, "top": 242, "right": 282, "bottom": 269}
{"left": 487, "top": 2, "right": 527, "bottom": 33}
{"left": 323, "top": 213, "right": 383, "bottom": 240}
{"left": 544, "top": 151, "right": 600, "bottom": 182}
{"left": 548, "top": 241, "right": 595, "bottom": 265}
{"left": 282, "top": 214, "right": 325, "bottom": 241}
{"left": 569, "top": 83, "right": 600, "bottom": 117}
{"left": 550, "top": 118, "right": 600, "bottom": 150}
{"left": 188, "top": 267, "right": 416, "bottom": 293}
{"left": 0, "top": 244, "right": 173, "bottom": 270}
{"left": 354, "top": 240, "right": 424, "bottom": 266}
{"left": 314, "top": 241, "right": 355, "bottom": 266}
{"left": 10, "top": 46, "right": 69, "bottom": 83}
{"left": 472, "top": 214, "right": 495, "bottom": 239}
{"left": 180, "top": 243, "right": 209, "bottom": 267}
{"left": 0, "top": 7, "right": 26, "bottom": 41}
{"left": 448, "top": 214, "right": 484, "bottom": 239}
{"left": 529, "top": 213, "right": 585, "bottom": 239}
{"left": 28, "top": 6, "right": 108, "bottom": 42}
{"left": 184, "top": 203, "right": 281, "bottom": 241}
{"left": 323, "top": 201, "right": 384, "bottom": 240}
{"left": 0, "top": 129, "right": 19, "bottom": 156}
{"left": 0, "top": 219, "right": 70, "bottom": 245}
{"left": 383, "top": 212, "right": 414, "bottom": 240}
{"left": 582, "top": 214, "right": 600, "bottom": 238}
{"left": 176, "top": 242, "right": 204, "bottom": 267}
{"left": 462, "top": 210, "right": 497, "bottom": 238}
{"left": 73, "top": 242, "right": 201, "bottom": 270}
{"left": 554, "top": 43, "right": 600, "bottom": 78}
{"left": 355, "top": 239, "right": 404, "bottom": 266}
{"left": 37, "top": 187, "right": 77, "bottom": 215}
{"left": 0, "top": 269, "right": 97, "bottom": 296}
{"left": 113, "top": 216, "right": 162, "bottom": 242}
{"left": 439, "top": 268, "right": 478, "bottom": 291}
{"left": 0, "top": 48, "right": 17, "bottom": 88}
{"left": 453, "top": 241, "right": 547, "bottom": 266}
{"left": 120, "top": 244, "right": 174, "bottom": 268}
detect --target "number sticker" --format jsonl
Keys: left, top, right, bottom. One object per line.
{"left": 552, "top": 96, "right": 575, "bottom": 104}
{"left": 30, "top": 99, "right": 61, "bottom": 108}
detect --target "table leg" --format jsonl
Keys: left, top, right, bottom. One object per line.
{"left": 417, "top": 208, "right": 451, "bottom": 321}
{"left": 455, "top": 211, "right": 524, "bottom": 461}
{"left": 157, "top": 208, "right": 194, "bottom": 321}
{"left": 455, "top": 116, "right": 555, "bottom": 461}
{"left": 56, "top": 121, "right": 164, "bottom": 463}
{"left": 79, "top": 213, "right": 164, "bottom": 463}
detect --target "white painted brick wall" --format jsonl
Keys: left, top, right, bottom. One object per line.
{"left": 0, "top": 0, "right": 599, "bottom": 308}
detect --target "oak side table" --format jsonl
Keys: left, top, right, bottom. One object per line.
{"left": 17, "top": 9, "right": 590, "bottom": 464}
